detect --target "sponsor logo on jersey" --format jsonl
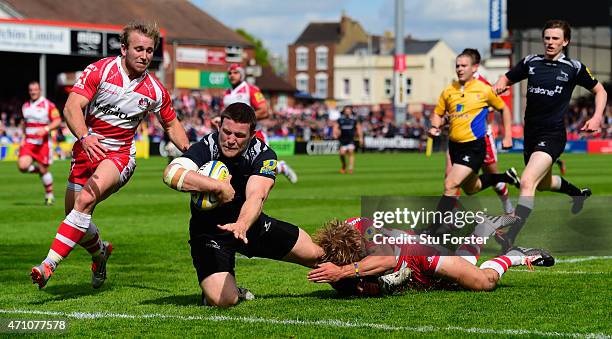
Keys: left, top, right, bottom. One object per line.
{"left": 259, "top": 159, "right": 277, "bottom": 175}
{"left": 456, "top": 104, "right": 464, "bottom": 112}
{"left": 264, "top": 221, "right": 271, "bottom": 232}
{"left": 529, "top": 66, "right": 535, "bottom": 75}
{"left": 95, "top": 103, "right": 141, "bottom": 122}
{"left": 527, "top": 85, "right": 563, "bottom": 97}
{"left": 462, "top": 155, "right": 470, "bottom": 162}
{"left": 254, "top": 91, "right": 264, "bottom": 103}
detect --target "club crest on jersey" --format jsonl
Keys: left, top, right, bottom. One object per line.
{"left": 556, "top": 71, "right": 569, "bottom": 82}
{"left": 138, "top": 97, "right": 151, "bottom": 110}
{"left": 260, "top": 159, "right": 277, "bottom": 176}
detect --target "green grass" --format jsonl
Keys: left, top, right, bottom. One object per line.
{"left": 0, "top": 153, "right": 610, "bottom": 337}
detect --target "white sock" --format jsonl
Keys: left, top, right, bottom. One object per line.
{"left": 479, "top": 255, "right": 523, "bottom": 278}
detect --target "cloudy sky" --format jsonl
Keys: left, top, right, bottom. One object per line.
{"left": 192, "top": 0, "right": 490, "bottom": 59}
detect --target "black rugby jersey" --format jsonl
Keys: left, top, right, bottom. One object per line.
{"left": 181, "top": 132, "right": 277, "bottom": 233}
{"left": 506, "top": 54, "right": 597, "bottom": 133}
{"left": 337, "top": 116, "right": 358, "bottom": 143}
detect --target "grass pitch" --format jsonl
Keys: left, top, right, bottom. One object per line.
{"left": 0, "top": 152, "right": 610, "bottom": 337}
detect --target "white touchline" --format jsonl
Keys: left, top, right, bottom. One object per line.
{"left": 510, "top": 269, "right": 609, "bottom": 275}
{"left": 0, "top": 309, "right": 609, "bottom": 338}
{"left": 556, "top": 256, "right": 612, "bottom": 264}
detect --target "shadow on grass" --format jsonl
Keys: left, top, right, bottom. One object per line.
{"left": 12, "top": 202, "right": 47, "bottom": 207}
{"left": 142, "top": 289, "right": 369, "bottom": 307}
{"left": 142, "top": 293, "right": 200, "bottom": 306}
{"left": 28, "top": 283, "right": 108, "bottom": 305}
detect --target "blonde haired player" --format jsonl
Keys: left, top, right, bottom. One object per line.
{"left": 31, "top": 21, "right": 190, "bottom": 289}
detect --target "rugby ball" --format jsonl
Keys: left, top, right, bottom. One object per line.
{"left": 191, "top": 160, "right": 230, "bottom": 210}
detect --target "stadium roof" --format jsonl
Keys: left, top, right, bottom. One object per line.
{"left": 0, "top": 0, "right": 253, "bottom": 47}
{"left": 345, "top": 36, "right": 440, "bottom": 55}
{"left": 293, "top": 22, "right": 341, "bottom": 44}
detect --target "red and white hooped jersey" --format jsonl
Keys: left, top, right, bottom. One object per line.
{"left": 222, "top": 81, "right": 266, "bottom": 110}
{"left": 72, "top": 56, "right": 176, "bottom": 155}
{"left": 22, "top": 97, "right": 60, "bottom": 145}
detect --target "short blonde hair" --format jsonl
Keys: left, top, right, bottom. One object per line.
{"left": 120, "top": 21, "right": 161, "bottom": 49}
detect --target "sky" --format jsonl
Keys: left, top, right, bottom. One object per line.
{"left": 192, "top": 0, "right": 491, "bottom": 59}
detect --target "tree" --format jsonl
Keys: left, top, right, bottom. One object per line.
{"left": 236, "top": 28, "right": 269, "bottom": 67}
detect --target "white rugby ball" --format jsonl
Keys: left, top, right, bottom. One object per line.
{"left": 191, "top": 160, "right": 230, "bottom": 210}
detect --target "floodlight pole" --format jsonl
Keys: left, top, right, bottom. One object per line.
{"left": 393, "top": 0, "right": 407, "bottom": 126}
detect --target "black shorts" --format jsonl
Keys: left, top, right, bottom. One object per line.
{"left": 448, "top": 138, "right": 486, "bottom": 172}
{"left": 189, "top": 213, "right": 300, "bottom": 283}
{"left": 339, "top": 138, "right": 355, "bottom": 147}
{"left": 523, "top": 132, "right": 566, "bottom": 165}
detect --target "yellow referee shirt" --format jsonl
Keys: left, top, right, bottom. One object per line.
{"left": 434, "top": 79, "right": 505, "bottom": 143}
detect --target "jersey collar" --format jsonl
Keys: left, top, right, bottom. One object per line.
{"left": 117, "top": 56, "right": 148, "bottom": 89}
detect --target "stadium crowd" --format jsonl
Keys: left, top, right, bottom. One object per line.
{"left": 1, "top": 90, "right": 611, "bottom": 145}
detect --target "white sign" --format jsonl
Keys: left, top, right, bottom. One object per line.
{"left": 176, "top": 47, "right": 207, "bottom": 64}
{"left": 306, "top": 140, "right": 339, "bottom": 155}
{"left": 364, "top": 136, "right": 420, "bottom": 150}
{"left": 0, "top": 23, "right": 70, "bottom": 55}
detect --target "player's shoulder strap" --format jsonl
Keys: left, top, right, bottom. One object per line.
{"left": 242, "top": 137, "right": 270, "bottom": 164}
{"left": 201, "top": 133, "right": 220, "bottom": 159}
{"left": 557, "top": 54, "right": 582, "bottom": 75}
{"left": 523, "top": 54, "right": 544, "bottom": 64}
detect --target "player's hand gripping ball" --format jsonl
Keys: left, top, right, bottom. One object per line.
{"left": 192, "top": 160, "right": 230, "bottom": 210}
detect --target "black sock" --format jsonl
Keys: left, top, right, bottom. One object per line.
{"left": 506, "top": 204, "right": 532, "bottom": 242}
{"left": 479, "top": 173, "right": 511, "bottom": 190}
{"left": 557, "top": 177, "right": 582, "bottom": 196}
{"left": 427, "top": 195, "right": 457, "bottom": 234}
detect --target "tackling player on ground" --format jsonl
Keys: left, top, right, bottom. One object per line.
{"left": 492, "top": 20, "right": 607, "bottom": 251}
{"left": 163, "top": 103, "right": 323, "bottom": 307}
{"left": 31, "top": 22, "right": 190, "bottom": 289}
{"left": 18, "top": 81, "right": 61, "bottom": 205}
{"left": 223, "top": 64, "right": 298, "bottom": 183}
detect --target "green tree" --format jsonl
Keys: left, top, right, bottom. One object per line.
{"left": 236, "top": 28, "right": 269, "bottom": 67}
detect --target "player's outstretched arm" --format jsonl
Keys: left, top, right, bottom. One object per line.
{"left": 307, "top": 245, "right": 395, "bottom": 283}
{"left": 218, "top": 175, "right": 274, "bottom": 244}
{"left": 162, "top": 117, "right": 190, "bottom": 152}
{"left": 581, "top": 82, "right": 607, "bottom": 133}
{"left": 163, "top": 157, "right": 234, "bottom": 201}
{"left": 64, "top": 92, "right": 107, "bottom": 161}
